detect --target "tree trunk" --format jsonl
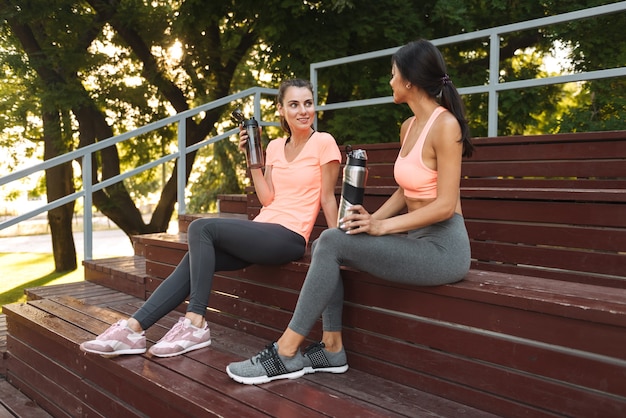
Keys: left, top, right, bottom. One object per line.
{"left": 43, "top": 108, "right": 77, "bottom": 272}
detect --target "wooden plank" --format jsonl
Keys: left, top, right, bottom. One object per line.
{"left": 461, "top": 185, "right": 626, "bottom": 202}
{"left": 341, "top": 302, "right": 626, "bottom": 398}
{"left": 462, "top": 178, "right": 626, "bottom": 191}
{"left": 43, "top": 299, "right": 376, "bottom": 417}
{"left": 468, "top": 260, "right": 626, "bottom": 288}
{"left": 6, "top": 291, "right": 491, "bottom": 418}
{"left": 467, "top": 137, "right": 626, "bottom": 161}
{"left": 469, "top": 131, "right": 626, "bottom": 147}
{"left": 145, "top": 244, "right": 187, "bottom": 267}
{"left": 463, "top": 199, "right": 626, "bottom": 228}
{"left": 14, "top": 131, "right": 626, "bottom": 417}
{"left": 4, "top": 302, "right": 280, "bottom": 417}
{"left": 340, "top": 269, "right": 626, "bottom": 328}
{"left": 343, "top": 328, "right": 626, "bottom": 418}
{"left": 462, "top": 159, "right": 626, "bottom": 178}
{"left": 465, "top": 219, "right": 626, "bottom": 253}
{"left": 194, "top": 309, "right": 502, "bottom": 418}
{"left": 470, "top": 240, "right": 625, "bottom": 277}
{"left": 208, "top": 274, "right": 626, "bottom": 406}
{"left": 0, "top": 379, "right": 54, "bottom": 418}
{"left": 7, "top": 340, "right": 120, "bottom": 418}
{"left": 340, "top": 271, "right": 626, "bottom": 359}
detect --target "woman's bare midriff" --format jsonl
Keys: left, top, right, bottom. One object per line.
{"left": 405, "top": 197, "right": 463, "bottom": 216}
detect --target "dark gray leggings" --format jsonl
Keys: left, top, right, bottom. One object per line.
{"left": 288, "top": 214, "right": 471, "bottom": 336}
{"left": 133, "top": 218, "right": 306, "bottom": 329}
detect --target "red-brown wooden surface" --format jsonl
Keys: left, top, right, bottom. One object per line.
{"left": 60, "top": 130, "right": 624, "bottom": 417}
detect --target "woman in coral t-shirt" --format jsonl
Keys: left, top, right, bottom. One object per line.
{"left": 80, "top": 79, "right": 340, "bottom": 358}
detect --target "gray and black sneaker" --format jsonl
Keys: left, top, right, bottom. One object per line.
{"left": 303, "top": 342, "right": 349, "bottom": 374}
{"left": 226, "top": 342, "right": 305, "bottom": 385}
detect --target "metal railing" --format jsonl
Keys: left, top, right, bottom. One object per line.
{"left": 310, "top": 1, "right": 626, "bottom": 137}
{"left": 1, "top": 2, "right": 625, "bottom": 260}
{"left": 1, "top": 87, "right": 278, "bottom": 259}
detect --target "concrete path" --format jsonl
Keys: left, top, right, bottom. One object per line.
{"left": 0, "top": 228, "right": 134, "bottom": 259}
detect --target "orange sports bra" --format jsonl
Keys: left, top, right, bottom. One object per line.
{"left": 394, "top": 107, "right": 446, "bottom": 199}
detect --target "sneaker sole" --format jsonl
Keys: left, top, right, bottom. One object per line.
{"left": 79, "top": 344, "right": 146, "bottom": 356}
{"left": 303, "top": 364, "right": 349, "bottom": 374}
{"left": 226, "top": 366, "right": 305, "bottom": 385}
{"left": 148, "top": 339, "right": 211, "bottom": 358}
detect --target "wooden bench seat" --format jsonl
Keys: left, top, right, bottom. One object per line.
{"left": 3, "top": 283, "right": 491, "bottom": 417}
{"left": 4, "top": 130, "right": 626, "bottom": 417}
{"left": 158, "top": 131, "right": 626, "bottom": 417}
{"left": 95, "top": 235, "right": 624, "bottom": 417}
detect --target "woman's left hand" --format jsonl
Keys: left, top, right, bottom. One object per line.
{"left": 339, "top": 205, "right": 384, "bottom": 236}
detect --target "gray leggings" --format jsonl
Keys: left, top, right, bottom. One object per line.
{"left": 133, "top": 218, "right": 306, "bottom": 329}
{"left": 288, "top": 214, "right": 471, "bottom": 336}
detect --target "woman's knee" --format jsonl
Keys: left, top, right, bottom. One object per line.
{"left": 314, "top": 228, "right": 346, "bottom": 253}
{"left": 188, "top": 218, "right": 219, "bottom": 241}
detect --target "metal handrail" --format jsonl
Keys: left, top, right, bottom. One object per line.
{"left": 1, "top": 87, "right": 279, "bottom": 259}
{"left": 1, "top": 3, "right": 625, "bottom": 260}
{"left": 310, "top": 1, "right": 626, "bottom": 136}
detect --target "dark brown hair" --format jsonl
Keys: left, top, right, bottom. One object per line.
{"left": 392, "top": 39, "right": 474, "bottom": 157}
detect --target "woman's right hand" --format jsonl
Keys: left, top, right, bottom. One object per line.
{"left": 238, "top": 127, "right": 249, "bottom": 154}
{"left": 238, "top": 126, "right": 262, "bottom": 155}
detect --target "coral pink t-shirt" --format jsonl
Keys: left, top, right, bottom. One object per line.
{"left": 253, "top": 132, "right": 340, "bottom": 243}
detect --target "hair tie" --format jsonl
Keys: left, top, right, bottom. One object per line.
{"left": 442, "top": 74, "right": 451, "bottom": 86}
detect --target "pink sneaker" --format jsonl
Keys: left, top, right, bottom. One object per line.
{"left": 80, "top": 319, "right": 146, "bottom": 356}
{"left": 148, "top": 317, "right": 211, "bottom": 358}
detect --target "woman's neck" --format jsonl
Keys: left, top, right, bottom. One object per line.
{"left": 288, "top": 128, "right": 314, "bottom": 146}
{"left": 409, "top": 98, "right": 440, "bottom": 124}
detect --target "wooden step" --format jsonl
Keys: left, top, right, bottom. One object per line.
{"left": 82, "top": 255, "right": 150, "bottom": 299}
{"left": 216, "top": 193, "right": 248, "bottom": 214}
{"left": 3, "top": 282, "right": 495, "bottom": 418}
{"left": 0, "top": 378, "right": 53, "bottom": 418}
{"left": 0, "top": 314, "right": 6, "bottom": 378}
{"left": 177, "top": 212, "right": 247, "bottom": 234}
{"left": 82, "top": 232, "right": 626, "bottom": 417}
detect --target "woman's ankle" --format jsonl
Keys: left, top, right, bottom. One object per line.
{"left": 185, "top": 312, "right": 206, "bottom": 328}
{"left": 127, "top": 318, "right": 143, "bottom": 333}
{"left": 321, "top": 331, "right": 343, "bottom": 352}
{"left": 277, "top": 328, "right": 306, "bottom": 357}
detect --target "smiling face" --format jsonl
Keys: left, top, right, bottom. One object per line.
{"left": 277, "top": 86, "right": 315, "bottom": 134}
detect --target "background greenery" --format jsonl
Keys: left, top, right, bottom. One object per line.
{"left": 0, "top": 253, "right": 83, "bottom": 306}
{"left": 1, "top": 0, "right": 624, "bottom": 272}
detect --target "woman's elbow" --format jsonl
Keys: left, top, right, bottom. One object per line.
{"left": 437, "top": 200, "right": 457, "bottom": 220}
{"left": 259, "top": 195, "right": 274, "bottom": 207}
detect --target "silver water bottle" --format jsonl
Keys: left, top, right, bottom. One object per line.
{"left": 337, "top": 145, "right": 368, "bottom": 228}
{"left": 232, "top": 109, "right": 264, "bottom": 169}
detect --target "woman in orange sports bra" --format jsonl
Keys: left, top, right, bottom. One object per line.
{"left": 227, "top": 39, "right": 475, "bottom": 385}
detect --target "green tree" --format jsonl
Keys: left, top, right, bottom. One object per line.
{"left": 1, "top": 0, "right": 623, "bottom": 271}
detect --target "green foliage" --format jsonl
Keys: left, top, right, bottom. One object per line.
{"left": 187, "top": 139, "right": 246, "bottom": 213}
{"left": 1, "top": 0, "right": 624, "bottom": 231}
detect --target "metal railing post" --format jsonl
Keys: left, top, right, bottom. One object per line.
{"left": 488, "top": 33, "right": 501, "bottom": 138}
{"left": 177, "top": 117, "right": 187, "bottom": 215}
{"left": 82, "top": 153, "right": 93, "bottom": 260}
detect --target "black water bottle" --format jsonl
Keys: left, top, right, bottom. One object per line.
{"left": 232, "top": 109, "right": 264, "bottom": 169}
{"left": 337, "top": 146, "right": 368, "bottom": 228}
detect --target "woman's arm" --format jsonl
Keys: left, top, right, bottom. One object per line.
{"left": 319, "top": 160, "right": 340, "bottom": 228}
{"left": 249, "top": 166, "right": 275, "bottom": 207}
{"left": 239, "top": 128, "right": 275, "bottom": 207}
{"left": 346, "top": 114, "right": 463, "bottom": 236}
{"left": 370, "top": 187, "right": 406, "bottom": 221}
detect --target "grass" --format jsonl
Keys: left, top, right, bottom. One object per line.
{"left": 0, "top": 253, "right": 84, "bottom": 307}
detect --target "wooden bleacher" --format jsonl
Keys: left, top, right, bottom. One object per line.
{"left": 2, "top": 130, "right": 626, "bottom": 417}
